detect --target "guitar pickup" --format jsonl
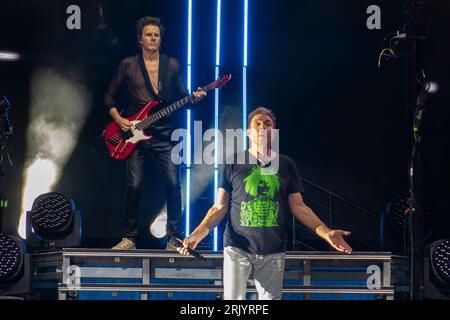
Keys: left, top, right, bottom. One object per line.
{"left": 108, "top": 137, "right": 120, "bottom": 146}
{"left": 120, "top": 131, "right": 134, "bottom": 140}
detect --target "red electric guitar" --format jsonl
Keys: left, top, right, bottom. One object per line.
{"left": 104, "top": 74, "right": 231, "bottom": 160}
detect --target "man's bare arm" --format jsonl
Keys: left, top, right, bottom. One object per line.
{"left": 289, "top": 192, "right": 352, "bottom": 253}
{"left": 288, "top": 192, "right": 330, "bottom": 236}
{"left": 178, "top": 188, "right": 230, "bottom": 254}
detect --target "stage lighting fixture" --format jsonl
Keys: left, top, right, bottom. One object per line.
{"left": 0, "top": 51, "right": 20, "bottom": 62}
{"left": 387, "top": 196, "right": 409, "bottom": 233}
{"left": 0, "top": 234, "right": 31, "bottom": 296}
{"left": 378, "top": 196, "right": 408, "bottom": 253}
{"left": 26, "top": 192, "right": 82, "bottom": 249}
{"left": 379, "top": 196, "right": 431, "bottom": 254}
{"left": 424, "top": 239, "right": 450, "bottom": 299}
{"left": 384, "top": 196, "right": 431, "bottom": 233}
{"left": 430, "top": 240, "right": 450, "bottom": 286}
{"left": 0, "top": 234, "right": 23, "bottom": 283}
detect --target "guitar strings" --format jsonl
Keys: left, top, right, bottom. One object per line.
{"left": 107, "top": 80, "right": 219, "bottom": 142}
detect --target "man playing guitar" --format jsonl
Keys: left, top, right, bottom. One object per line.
{"left": 104, "top": 16, "right": 206, "bottom": 250}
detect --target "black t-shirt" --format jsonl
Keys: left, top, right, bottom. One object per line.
{"left": 219, "top": 151, "right": 304, "bottom": 255}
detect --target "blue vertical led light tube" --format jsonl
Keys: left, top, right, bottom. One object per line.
{"left": 185, "top": 0, "right": 193, "bottom": 237}
{"left": 213, "top": 0, "right": 222, "bottom": 252}
{"left": 243, "top": 0, "right": 249, "bottom": 150}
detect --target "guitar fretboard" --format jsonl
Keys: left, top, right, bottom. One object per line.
{"left": 135, "top": 81, "right": 216, "bottom": 131}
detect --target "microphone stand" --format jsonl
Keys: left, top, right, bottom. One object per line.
{"left": 404, "top": 0, "right": 431, "bottom": 300}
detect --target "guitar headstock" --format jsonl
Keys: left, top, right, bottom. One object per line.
{"left": 211, "top": 74, "right": 232, "bottom": 89}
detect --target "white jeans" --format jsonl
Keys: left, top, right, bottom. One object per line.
{"left": 223, "top": 246, "right": 285, "bottom": 300}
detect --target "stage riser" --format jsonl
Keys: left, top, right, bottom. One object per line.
{"left": 74, "top": 292, "right": 380, "bottom": 300}
{"left": 31, "top": 249, "right": 408, "bottom": 300}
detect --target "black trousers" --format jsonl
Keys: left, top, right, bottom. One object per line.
{"left": 123, "top": 139, "right": 183, "bottom": 241}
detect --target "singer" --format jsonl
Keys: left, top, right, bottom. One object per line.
{"left": 177, "top": 107, "right": 353, "bottom": 300}
{"left": 104, "top": 16, "right": 206, "bottom": 250}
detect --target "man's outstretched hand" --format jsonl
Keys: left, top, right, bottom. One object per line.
{"left": 322, "top": 229, "right": 353, "bottom": 254}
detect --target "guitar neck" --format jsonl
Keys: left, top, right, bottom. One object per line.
{"left": 136, "top": 81, "right": 217, "bottom": 131}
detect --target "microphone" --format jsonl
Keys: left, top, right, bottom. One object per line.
{"left": 256, "top": 156, "right": 271, "bottom": 167}
{"left": 171, "top": 238, "right": 205, "bottom": 260}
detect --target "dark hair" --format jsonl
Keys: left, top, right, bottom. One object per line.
{"left": 136, "top": 16, "right": 165, "bottom": 41}
{"left": 248, "top": 107, "right": 277, "bottom": 128}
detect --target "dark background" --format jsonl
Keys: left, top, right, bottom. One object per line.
{"left": 0, "top": 0, "right": 449, "bottom": 249}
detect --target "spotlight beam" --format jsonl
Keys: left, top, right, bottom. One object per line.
{"left": 19, "top": 68, "right": 91, "bottom": 238}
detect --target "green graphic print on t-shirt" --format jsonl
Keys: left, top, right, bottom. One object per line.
{"left": 240, "top": 166, "right": 281, "bottom": 227}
